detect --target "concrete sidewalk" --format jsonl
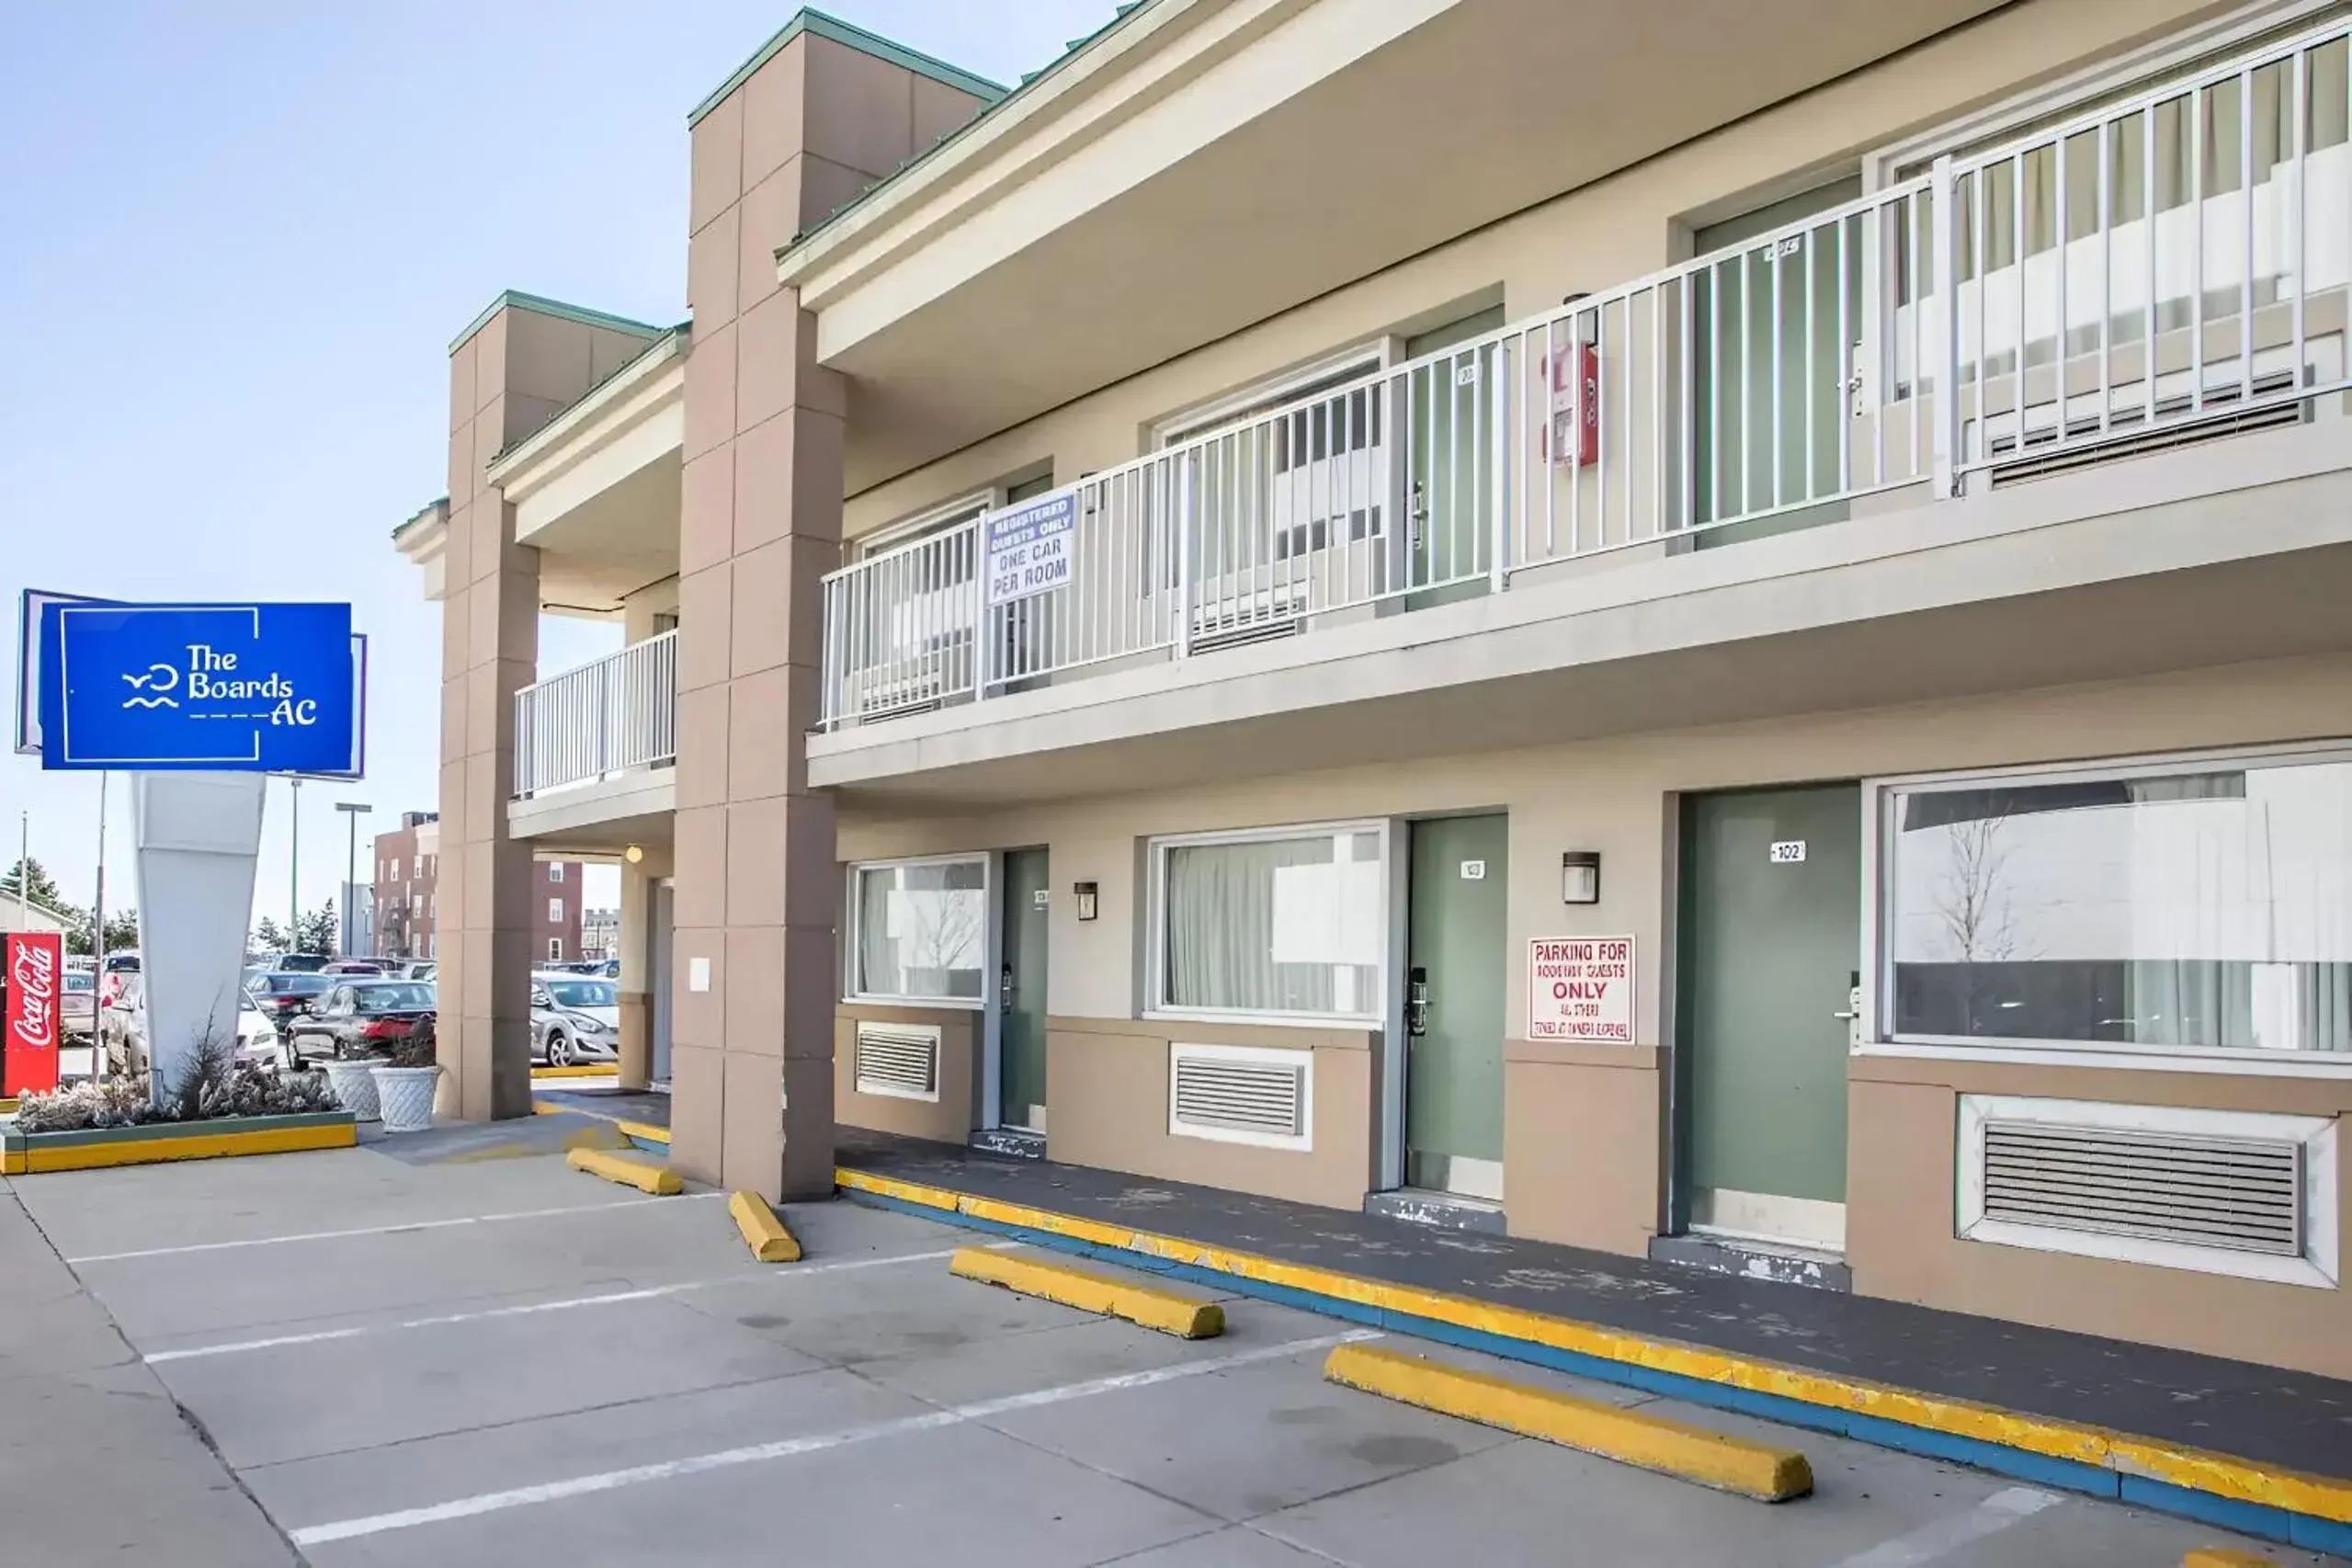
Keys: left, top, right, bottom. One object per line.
{"left": 0, "top": 1183, "right": 297, "bottom": 1565}
{"left": 831, "top": 1128, "right": 2352, "bottom": 1556}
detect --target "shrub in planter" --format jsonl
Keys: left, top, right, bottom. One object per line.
{"left": 13, "top": 1034, "right": 337, "bottom": 1134}
{"left": 369, "top": 1020, "right": 443, "bottom": 1134}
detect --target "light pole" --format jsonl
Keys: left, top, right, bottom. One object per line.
{"left": 288, "top": 777, "right": 301, "bottom": 949}
{"left": 335, "top": 802, "right": 371, "bottom": 957}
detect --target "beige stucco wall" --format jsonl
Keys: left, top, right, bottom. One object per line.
{"left": 836, "top": 651, "right": 2352, "bottom": 1371}
{"left": 839, "top": 0, "right": 2226, "bottom": 535}
{"left": 1851, "top": 1055, "right": 2352, "bottom": 1377}
{"left": 835, "top": 1002, "right": 983, "bottom": 1143}
{"left": 1046, "top": 1017, "right": 1377, "bottom": 1212}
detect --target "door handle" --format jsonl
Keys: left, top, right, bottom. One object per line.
{"left": 999, "top": 961, "right": 1014, "bottom": 1015}
{"left": 1405, "top": 966, "right": 1429, "bottom": 1038}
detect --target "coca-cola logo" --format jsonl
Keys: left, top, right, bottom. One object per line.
{"left": 9, "top": 941, "right": 57, "bottom": 1049}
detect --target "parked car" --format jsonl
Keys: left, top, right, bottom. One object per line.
{"left": 61, "top": 967, "right": 96, "bottom": 1040}
{"left": 531, "top": 972, "right": 619, "bottom": 1066}
{"left": 283, "top": 980, "right": 437, "bottom": 1062}
{"left": 394, "top": 960, "right": 437, "bottom": 983}
{"left": 320, "top": 959, "right": 388, "bottom": 975}
{"left": 101, "top": 975, "right": 281, "bottom": 1074}
{"left": 247, "top": 971, "right": 335, "bottom": 1036}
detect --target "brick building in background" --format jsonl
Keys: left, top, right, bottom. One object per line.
{"left": 374, "top": 812, "right": 582, "bottom": 962}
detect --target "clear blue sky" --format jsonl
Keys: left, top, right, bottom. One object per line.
{"left": 0, "top": 1, "right": 1116, "bottom": 934}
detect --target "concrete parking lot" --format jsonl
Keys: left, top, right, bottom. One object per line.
{"left": 1, "top": 1139, "right": 2329, "bottom": 1567}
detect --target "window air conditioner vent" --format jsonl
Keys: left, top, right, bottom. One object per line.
{"left": 854, "top": 1022, "right": 941, "bottom": 1102}
{"left": 1980, "top": 1120, "right": 2301, "bottom": 1256}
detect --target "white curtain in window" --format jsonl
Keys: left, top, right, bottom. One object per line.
{"left": 1165, "top": 831, "right": 1381, "bottom": 1017}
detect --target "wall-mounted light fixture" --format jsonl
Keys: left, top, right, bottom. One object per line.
{"left": 1561, "top": 851, "right": 1601, "bottom": 905}
{"left": 1074, "top": 881, "right": 1099, "bottom": 922}
{"left": 623, "top": 844, "right": 645, "bottom": 865}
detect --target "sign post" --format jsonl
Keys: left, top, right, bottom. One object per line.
{"left": 4, "top": 931, "right": 63, "bottom": 1096}
{"left": 30, "top": 600, "right": 357, "bottom": 1101}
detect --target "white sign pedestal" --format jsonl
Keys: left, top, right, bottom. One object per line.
{"left": 131, "top": 772, "right": 266, "bottom": 1102}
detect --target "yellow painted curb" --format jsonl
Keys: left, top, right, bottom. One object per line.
{"left": 950, "top": 1246, "right": 1224, "bottom": 1339}
{"left": 616, "top": 1119, "right": 671, "bottom": 1147}
{"left": 2184, "top": 1550, "right": 2276, "bottom": 1567}
{"left": 566, "top": 1146, "right": 682, "bottom": 1195}
{"left": 835, "top": 1165, "right": 2352, "bottom": 1527}
{"left": 12, "top": 1121, "right": 356, "bottom": 1174}
{"left": 1326, "top": 1342, "right": 1811, "bottom": 1501}
{"left": 729, "top": 1191, "right": 801, "bottom": 1262}
{"left": 531, "top": 1064, "right": 619, "bottom": 1080}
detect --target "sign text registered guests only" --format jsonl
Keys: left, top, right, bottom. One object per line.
{"left": 1528, "top": 936, "right": 1635, "bottom": 1043}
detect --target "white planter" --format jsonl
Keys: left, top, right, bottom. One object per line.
{"left": 371, "top": 1064, "right": 442, "bottom": 1133}
{"left": 323, "top": 1059, "right": 381, "bottom": 1122}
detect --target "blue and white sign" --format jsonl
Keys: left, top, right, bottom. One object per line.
{"left": 984, "top": 493, "right": 1076, "bottom": 607}
{"left": 37, "top": 602, "right": 356, "bottom": 773}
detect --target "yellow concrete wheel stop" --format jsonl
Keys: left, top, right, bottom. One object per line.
{"left": 1324, "top": 1342, "right": 1812, "bottom": 1502}
{"left": 565, "top": 1145, "right": 683, "bottom": 1196}
{"left": 949, "top": 1247, "right": 1224, "bottom": 1339}
{"left": 2184, "top": 1550, "right": 2275, "bottom": 1567}
{"left": 729, "top": 1190, "right": 801, "bottom": 1262}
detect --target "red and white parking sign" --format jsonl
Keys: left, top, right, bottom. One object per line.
{"left": 1528, "top": 936, "right": 1635, "bottom": 1043}
{"left": 4, "top": 931, "right": 64, "bottom": 1094}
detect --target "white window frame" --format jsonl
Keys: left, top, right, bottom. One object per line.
{"left": 1862, "top": 739, "right": 2352, "bottom": 1077}
{"left": 1149, "top": 340, "right": 1393, "bottom": 449}
{"left": 1167, "top": 1040, "right": 1315, "bottom": 1152}
{"left": 853, "top": 489, "right": 998, "bottom": 560}
{"left": 548, "top": 863, "right": 563, "bottom": 883}
{"left": 549, "top": 897, "right": 563, "bottom": 922}
{"left": 1144, "top": 818, "right": 1392, "bottom": 1028}
{"left": 1956, "top": 1094, "right": 2338, "bottom": 1288}
{"left": 844, "top": 852, "right": 992, "bottom": 1011}
{"left": 548, "top": 937, "right": 562, "bottom": 961}
{"left": 1865, "top": 0, "right": 2341, "bottom": 187}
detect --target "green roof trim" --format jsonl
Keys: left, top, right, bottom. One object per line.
{"left": 772, "top": 1, "right": 1153, "bottom": 266}
{"left": 392, "top": 496, "right": 449, "bottom": 541}
{"left": 689, "top": 8, "right": 1006, "bottom": 129}
{"left": 448, "top": 290, "right": 667, "bottom": 356}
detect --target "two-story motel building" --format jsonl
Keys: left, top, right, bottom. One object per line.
{"left": 395, "top": 0, "right": 2352, "bottom": 1377}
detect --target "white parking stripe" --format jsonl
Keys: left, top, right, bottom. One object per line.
{"left": 289, "top": 1329, "right": 1381, "bottom": 1546}
{"left": 65, "top": 1193, "right": 723, "bottom": 1264}
{"left": 1825, "top": 1487, "right": 2062, "bottom": 1567}
{"left": 144, "top": 1244, "right": 1012, "bottom": 1363}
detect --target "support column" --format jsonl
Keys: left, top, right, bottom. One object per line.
{"left": 616, "top": 855, "right": 655, "bottom": 1090}
{"left": 666, "top": 21, "right": 994, "bottom": 1196}
{"left": 438, "top": 297, "right": 665, "bottom": 1119}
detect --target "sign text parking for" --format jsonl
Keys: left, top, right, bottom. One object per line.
{"left": 1528, "top": 936, "right": 1635, "bottom": 1043}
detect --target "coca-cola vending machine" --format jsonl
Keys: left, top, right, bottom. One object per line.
{"left": 5, "top": 931, "right": 64, "bottom": 1095}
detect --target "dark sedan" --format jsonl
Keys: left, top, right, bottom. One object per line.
{"left": 248, "top": 971, "right": 335, "bottom": 1037}
{"left": 284, "top": 981, "right": 437, "bottom": 1062}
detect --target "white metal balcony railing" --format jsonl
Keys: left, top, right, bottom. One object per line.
{"left": 803, "top": 21, "right": 2347, "bottom": 733}
{"left": 512, "top": 630, "right": 678, "bottom": 798}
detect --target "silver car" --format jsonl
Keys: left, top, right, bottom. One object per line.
{"left": 531, "top": 972, "right": 619, "bottom": 1066}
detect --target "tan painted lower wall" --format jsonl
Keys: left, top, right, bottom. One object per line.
{"left": 1504, "top": 1040, "right": 1663, "bottom": 1257}
{"left": 1848, "top": 1053, "right": 2352, "bottom": 1380}
{"left": 1045, "top": 1016, "right": 1376, "bottom": 1212}
{"left": 835, "top": 1002, "right": 982, "bottom": 1144}
{"left": 617, "top": 994, "right": 651, "bottom": 1087}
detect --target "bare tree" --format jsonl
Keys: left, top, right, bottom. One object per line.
{"left": 1936, "top": 814, "right": 2022, "bottom": 962}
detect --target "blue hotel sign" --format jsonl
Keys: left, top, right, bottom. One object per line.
{"left": 38, "top": 602, "right": 356, "bottom": 773}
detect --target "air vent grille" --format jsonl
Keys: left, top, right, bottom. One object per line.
{"left": 854, "top": 1022, "right": 940, "bottom": 1102}
{"left": 1981, "top": 1121, "right": 2301, "bottom": 1256}
{"left": 1169, "top": 1046, "right": 1307, "bottom": 1144}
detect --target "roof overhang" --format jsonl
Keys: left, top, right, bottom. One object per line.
{"left": 392, "top": 498, "right": 449, "bottom": 602}
{"left": 489, "top": 333, "right": 687, "bottom": 615}
{"left": 780, "top": 0, "right": 2005, "bottom": 489}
